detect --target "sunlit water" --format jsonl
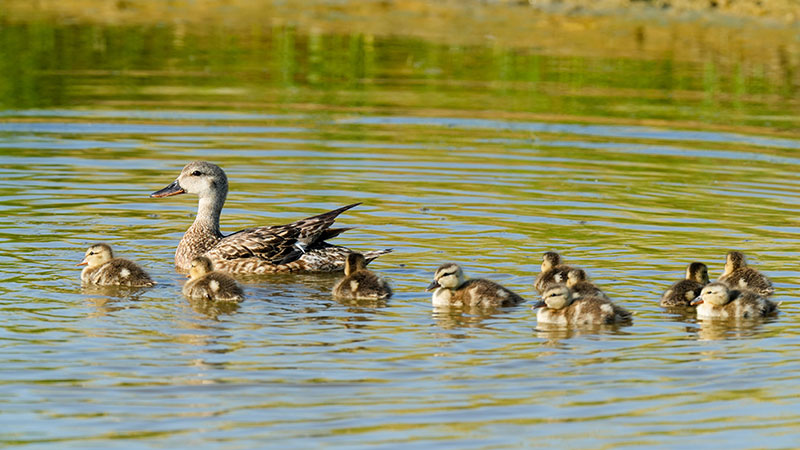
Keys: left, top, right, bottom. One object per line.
{"left": 2, "top": 21, "right": 800, "bottom": 448}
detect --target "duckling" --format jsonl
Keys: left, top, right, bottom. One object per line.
{"left": 718, "top": 251, "right": 774, "bottom": 296}
{"left": 690, "top": 282, "right": 778, "bottom": 319}
{"left": 660, "top": 262, "right": 709, "bottom": 307}
{"left": 534, "top": 251, "right": 574, "bottom": 293}
{"left": 183, "top": 256, "right": 244, "bottom": 302}
{"left": 534, "top": 284, "right": 631, "bottom": 326}
{"left": 566, "top": 268, "right": 609, "bottom": 300}
{"left": 78, "top": 244, "right": 155, "bottom": 287}
{"left": 426, "top": 263, "right": 524, "bottom": 308}
{"left": 332, "top": 253, "right": 392, "bottom": 300}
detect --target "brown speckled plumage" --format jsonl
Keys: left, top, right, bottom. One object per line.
{"left": 566, "top": 268, "right": 609, "bottom": 301}
{"left": 660, "top": 262, "right": 709, "bottom": 307}
{"left": 183, "top": 256, "right": 244, "bottom": 302}
{"left": 427, "top": 263, "right": 524, "bottom": 308}
{"left": 535, "top": 285, "right": 631, "bottom": 326}
{"left": 332, "top": 253, "right": 392, "bottom": 300}
{"left": 151, "top": 161, "right": 391, "bottom": 273}
{"left": 691, "top": 282, "right": 778, "bottom": 319}
{"left": 717, "top": 251, "right": 774, "bottom": 296}
{"left": 534, "top": 251, "right": 574, "bottom": 293}
{"left": 79, "top": 244, "right": 155, "bottom": 287}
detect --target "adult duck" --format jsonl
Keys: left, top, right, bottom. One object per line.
{"left": 151, "top": 161, "right": 391, "bottom": 273}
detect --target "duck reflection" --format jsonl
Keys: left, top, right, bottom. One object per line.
{"left": 695, "top": 318, "right": 774, "bottom": 341}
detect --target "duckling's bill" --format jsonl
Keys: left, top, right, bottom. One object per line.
{"left": 150, "top": 180, "right": 185, "bottom": 198}
{"left": 690, "top": 297, "right": 703, "bottom": 306}
{"left": 426, "top": 280, "right": 440, "bottom": 291}
{"left": 532, "top": 301, "right": 546, "bottom": 309}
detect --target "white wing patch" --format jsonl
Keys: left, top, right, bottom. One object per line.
{"left": 120, "top": 268, "right": 130, "bottom": 278}
{"left": 209, "top": 280, "right": 220, "bottom": 293}
{"left": 600, "top": 304, "right": 613, "bottom": 314}
{"left": 350, "top": 280, "right": 360, "bottom": 293}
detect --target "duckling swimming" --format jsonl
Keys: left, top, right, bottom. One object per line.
{"left": 660, "top": 262, "right": 709, "bottom": 307}
{"left": 718, "top": 251, "right": 774, "bottom": 296}
{"left": 691, "top": 282, "right": 778, "bottom": 319}
{"left": 534, "top": 284, "right": 631, "bottom": 326}
{"left": 183, "top": 256, "right": 244, "bottom": 302}
{"left": 566, "top": 268, "right": 609, "bottom": 300}
{"left": 332, "top": 253, "right": 392, "bottom": 300}
{"left": 534, "top": 252, "right": 574, "bottom": 293}
{"left": 427, "top": 263, "right": 524, "bottom": 308}
{"left": 78, "top": 244, "right": 155, "bottom": 287}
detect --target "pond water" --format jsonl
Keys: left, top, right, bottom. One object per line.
{"left": 2, "top": 18, "right": 800, "bottom": 448}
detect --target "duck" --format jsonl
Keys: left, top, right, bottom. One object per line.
{"left": 534, "top": 251, "right": 574, "bottom": 293}
{"left": 717, "top": 251, "right": 774, "bottom": 296}
{"left": 332, "top": 252, "right": 392, "bottom": 300}
{"left": 534, "top": 284, "right": 631, "bottom": 326}
{"left": 183, "top": 256, "right": 245, "bottom": 302}
{"left": 690, "top": 282, "right": 778, "bottom": 319}
{"left": 150, "top": 161, "right": 391, "bottom": 273}
{"left": 566, "top": 268, "right": 609, "bottom": 300}
{"left": 426, "top": 263, "right": 525, "bottom": 308}
{"left": 660, "top": 262, "right": 709, "bottom": 307}
{"left": 78, "top": 244, "right": 155, "bottom": 287}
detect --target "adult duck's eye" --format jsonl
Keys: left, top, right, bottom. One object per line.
{"left": 191, "top": 170, "right": 202, "bottom": 176}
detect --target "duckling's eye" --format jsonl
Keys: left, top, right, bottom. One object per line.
{"left": 191, "top": 170, "right": 202, "bottom": 176}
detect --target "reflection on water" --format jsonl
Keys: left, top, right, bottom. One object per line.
{"left": 1, "top": 16, "right": 800, "bottom": 450}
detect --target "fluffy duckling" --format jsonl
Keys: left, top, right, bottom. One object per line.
{"left": 691, "top": 282, "right": 778, "bottom": 319}
{"left": 660, "top": 262, "right": 709, "bottom": 307}
{"left": 534, "top": 252, "right": 575, "bottom": 293}
{"left": 427, "top": 263, "right": 524, "bottom": 308}
{"left": 534, "top": 284, "right": 631, "bottom": 326}
{"left": 566, "top": 268, "right": 609, "bottom": 300}
{"left": 718, "top": 251, "right": 774, "bottom": 296}
{"left": 183, "top": 256, "right": 244, "bottom": 302}
{"left": 78, "top": 244, "right": 155, "bottom": 287}
{"left": 332, "top": 253, "right": 392, "bottom": 300}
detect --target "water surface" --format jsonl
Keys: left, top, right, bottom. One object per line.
{"left": 1, "top": 20, "right": 800, "bottom": 449}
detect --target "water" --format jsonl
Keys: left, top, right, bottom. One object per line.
{"left": 2, "top": 15, "right": 800, "bottom": 448}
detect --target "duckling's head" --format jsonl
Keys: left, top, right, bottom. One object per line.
{"left": 188, "top": 256, "right": 214, "bottom": 279}
{"left": 78, "top": 244, "right": 113, "bottom": 268}
{"left": 534, "top": 284, "right": 574, "bottom": 310}
{"left": 541, "top": 252, "right": 562, "bottom": 272}
{"left": 724, "top": 251, "right": 747, "bottom": 274}
{"left": 566, "top": 268, "right": 587, "bottom": 287}
{"left": 151, "top": 161, "right": 229, "bottom": 201}
{"left": 344, "top": 252, "right": 367, "bottom": 276}
{"left": 426, "top": 263, "right": 465, "bottom": 291}
{"left": 691, "top": 282, "right": 731, "bottom": 307}
{"left": 686, "top": 262, "right": 709, "bottom": 284}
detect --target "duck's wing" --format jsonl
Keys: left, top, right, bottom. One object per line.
{"left": 204, "top": 203, "right": 361, "bottom": 265}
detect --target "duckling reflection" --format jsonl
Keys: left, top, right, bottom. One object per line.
{"left": 534, "top": 284, "right": 632, "bottom": 326}
{"left": 534, "top": 252, "right": 575, "bottom": 293}
{"left": 183, "top": 256, "right": 244, "bottom": 302}
{"left": 718, "top": 251, "right": 774, "bottom": 296}
{"left": 566, "top": 268, "right": 609, "bottom": 300}
{"left": 332, "top": 253, "right": 392, "bottom": 300}
{"left": 78, "top": 244, "right": 155, "bottom": 287}
{"left": 186, "top": 295, "right": 241, "bottom": 319}
{"left": 427, "top": 263, "right": 524, "bottom": 309}
{"left": 660, "top": 262, "right": 709, "bottom": 307}
{"left": 690, "top": 282, "right": 778, "bottom": 320}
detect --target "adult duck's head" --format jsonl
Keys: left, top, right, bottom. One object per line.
{"left": 151, "top": 161, "right": 229, "bottom": 201}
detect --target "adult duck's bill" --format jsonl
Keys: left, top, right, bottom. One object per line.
{"left": 150, "top": 180, "right": 185, "bottom": 198}
{"left": 426, "top": 280, "right": 440, "bottom": 292}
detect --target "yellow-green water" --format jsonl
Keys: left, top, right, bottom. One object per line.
{"left": 1, "top": 17, "right": 800, "bottom": 448}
